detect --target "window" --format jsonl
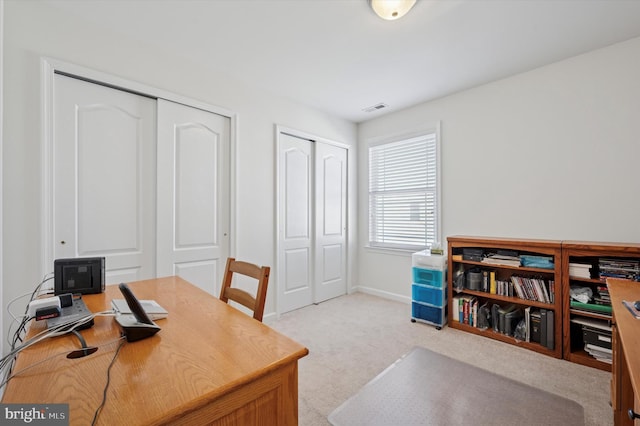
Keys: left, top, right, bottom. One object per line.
{"left": 368, "top": 129, "right": 440, "bottom": 251}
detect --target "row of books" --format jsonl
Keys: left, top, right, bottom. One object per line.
{"left": 510, "top": 276, "right": 555, "bottom": 304}
{"left": 452, "top": 296, "right": 555, "bottom": 349}
{"left": 464, "top": 270, "right": 554, "bottom": 304}
{"left": 599, "top": 258, "right": 640, "bottom": 281}
{"left": 593, "top": 285, "right": 610, "bottom": 306}
{"left": 569, "top": 258, "right": 640, "bottom": 281}
{"left": 568, "top": 262, "right": 592, "bottom": 279}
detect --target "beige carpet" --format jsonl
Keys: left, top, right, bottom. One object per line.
{"left": 269, "top": 292, "right": 612, "bottom": 426}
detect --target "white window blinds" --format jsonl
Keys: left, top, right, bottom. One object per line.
{"left": 369, "top": 133, "right": 439, "bottom": 250}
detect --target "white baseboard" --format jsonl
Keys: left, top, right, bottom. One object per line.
{"left": 262, "top": 311, "right": 277, "bottom": 324}
{"left": 351, "top": 286, "right": 411, "bottom": 305}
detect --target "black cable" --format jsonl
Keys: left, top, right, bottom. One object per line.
{"left": 91, "top": 338, "right": 126, "bottom": 426}
{"left": 0, "top": 336, "right": 124, "bottom": 391}
{"left": 0, "top": 311, "right": 97, "bottom": 378}
{"left": 67, "top": 330, "right": 98, "bottom": 358}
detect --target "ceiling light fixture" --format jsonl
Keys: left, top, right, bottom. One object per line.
{"left": 369, "top": 0, "right": 417, "bottom": 21}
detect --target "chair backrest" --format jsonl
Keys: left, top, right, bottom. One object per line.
{"left": 219, "top": 257, "right": 270, "bottom": 322}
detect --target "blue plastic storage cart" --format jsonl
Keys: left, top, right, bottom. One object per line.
{"left": 411, "top": 250, "right": 447, "bottom": 329}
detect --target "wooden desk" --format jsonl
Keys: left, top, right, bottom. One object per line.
{"left": 2, "top": 276, "right": 309, "bottom": 425}
{"left": 608, "top": 278, "right": 640, "bottom": 425}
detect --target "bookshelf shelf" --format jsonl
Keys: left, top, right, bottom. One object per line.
{"left": 451, "top": 259, "right": 554, "bottom": 275}
{"left": 447, "top": 236, "right": 563, "bottom": 359}
{"left": 453, "top": 321, "right": 560, "bottom": 357}
{"left": 569, "top": 309, "right": 612, "bottom": 321}
{"left": 561, "top": 241, "right": 640, "bottom": 372}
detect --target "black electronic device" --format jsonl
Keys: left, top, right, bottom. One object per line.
{"left": 54, "top": 257, "right": 105, "bottom": 295}
{"left": 462, "top": 248, "right": 484, "bottom": 262}
{"left": 114, "top": 283, "right": 161, "bottom": 342}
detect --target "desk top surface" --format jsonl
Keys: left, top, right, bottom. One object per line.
{"left": 608, "top": 278, "right": 640, "bottom": 398}
{"left": 2, "top": 276, "right": 309, "bottom": 425}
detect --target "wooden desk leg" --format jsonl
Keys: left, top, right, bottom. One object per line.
{"left": 613, "top": 324, "right": 634, "bottom": 426}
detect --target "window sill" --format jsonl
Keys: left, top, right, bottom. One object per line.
{"left": 364, "top": 246, "right": 421, "bottom": 257}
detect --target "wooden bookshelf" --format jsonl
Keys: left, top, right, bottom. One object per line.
{"left": 561, "top": 241, "right": 640, "bottom": 372}
{"left": 447, "top": 236, "right": 563, "bottom": 359}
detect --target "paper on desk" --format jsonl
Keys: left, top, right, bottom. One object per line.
{"left": 111, "top": 299, "right": 168, "bottom": 320}
{"left": 622, "top": 300, "right": 640, "bottom": 319}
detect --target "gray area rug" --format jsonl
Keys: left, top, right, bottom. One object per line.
{"left": 328, "top": 346, "right": 584, "bottom": 426}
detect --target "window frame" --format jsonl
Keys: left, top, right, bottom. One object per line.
{"left": 366, "top": 123, "right": 442, "bottom": 253}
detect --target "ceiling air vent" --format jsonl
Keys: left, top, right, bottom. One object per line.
{"left": 362, "top": 103, "right": 388, "bottom": 113}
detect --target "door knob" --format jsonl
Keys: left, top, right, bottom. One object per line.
{"left": 628, "top": 409, "right": 640, "bottom": 420}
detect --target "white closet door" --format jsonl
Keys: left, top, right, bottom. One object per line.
{"left": 53, "top": 74, "right": 157, "bottom": 283}
{"left": 314, "top": 142, "right": 347, "bottom": 303}
{"left": 156, "top": 99, "right": 230, "bottom": 295}
{"left": 278, "top": 133, "right": 314, "bottom": 312}
{"left": 277, "top": 131, "right": 348, "bottom": 313}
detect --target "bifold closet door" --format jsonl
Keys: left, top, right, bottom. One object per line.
{"left": 278, "top": 134, "right": 314, "bottom": 312}
{"left": 156, "top": 99, "right": 230, "bottom": 295}
{"left": 53, "top": 74, "right": 157, "bottom": 283}
{"left": 314, "top": 141, "right": 347, "bottom": 304}
{"left": 277, "top": 132, "right": 347, "bottom": 313}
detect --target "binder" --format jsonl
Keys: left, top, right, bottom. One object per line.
{"left": 540, "top": 309, "right": 548, "bottom": 347}
{"left": 546, "top": 310, "right": 554, "bottom": 350}
{"left": 530, "top": 310, "right": 541, "bottom": 343}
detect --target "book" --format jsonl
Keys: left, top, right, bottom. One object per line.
{"left": 112, "top": 298, "right": 168, "bottom": 320}
{"left": 451, "top": 296, "right": 462, "bottom": 322}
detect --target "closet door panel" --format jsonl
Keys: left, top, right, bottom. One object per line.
{"left": 156, "top": 99, "right": 230, "bottom": 295}
{"left": 53, "top": 74, "right": 157, "bottom": 283}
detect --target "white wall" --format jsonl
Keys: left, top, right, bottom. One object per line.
{"left": 2, "top": 1, "right": 357, "bottom": 339}
{"left": 358, "top": 36, "right": 640, "bottom": 301}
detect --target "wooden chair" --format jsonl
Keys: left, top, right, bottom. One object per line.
{"left": 219, "top": 257, "right": 270, "bottom": 322}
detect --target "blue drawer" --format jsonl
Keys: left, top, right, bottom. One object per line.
{"left": 411, "top": 302, "right": 445, "bottom": 324}
{"left": 412, "top": 267, "right": 444, "bottom": 288}
{"left": 412, "top": 284, "right": 445, "bottom": 306}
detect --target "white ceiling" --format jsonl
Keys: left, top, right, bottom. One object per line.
{"left": 45, "top": 0, "right": 640, "bottom": 123}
